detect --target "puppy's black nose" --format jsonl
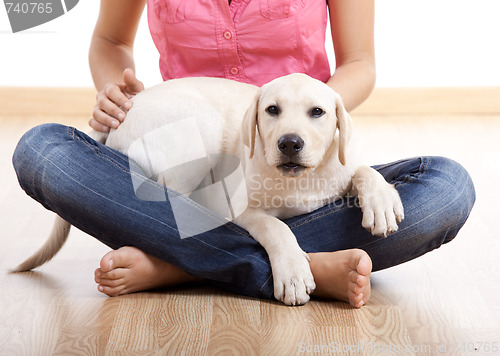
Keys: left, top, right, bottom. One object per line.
{"left": 278, "top": 134, "right": 304, "bottom": 157}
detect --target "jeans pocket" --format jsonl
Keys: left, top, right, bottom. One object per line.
{"left": 152, "top": 0, "right": 186, "bottom": 24}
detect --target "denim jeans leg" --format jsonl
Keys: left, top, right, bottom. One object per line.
{"left": 12, "top": 124, "right": 275, "bottom": 298}
{"left": 286, "top": 156, "right": 476, "bottom": 271}
{"left": 12, "top": 124, "right": 475, "bottom": 299}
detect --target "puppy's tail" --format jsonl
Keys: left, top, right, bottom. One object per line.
{"left": 12, "top": 216, "right": 71, "bottom": 272}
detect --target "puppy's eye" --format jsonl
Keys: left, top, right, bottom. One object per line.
{"left": 310, "top": 107, "right": 324, "bottom": 118}
{"left": 266, "top": 105, "right": 280, "bottom": 116}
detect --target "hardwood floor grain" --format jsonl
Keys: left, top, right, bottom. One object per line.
{"left": 0, "top": 88, "right": 499, "bottom": 355}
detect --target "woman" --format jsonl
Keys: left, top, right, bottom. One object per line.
{"left": 12, "top": 0, "right": 475, "bottom": 308}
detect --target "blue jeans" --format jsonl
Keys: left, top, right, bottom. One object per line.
{"left": 12, "top": 124, "right": 475, "bottom": 299}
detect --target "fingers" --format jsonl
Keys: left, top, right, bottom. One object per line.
{"left": 89, "top": 68, "right": 144, "bottom": 132}
{"left": 123, "top": 68, "right": 145, "bottom": 95}
{"left": 103, "top": 83, "right": 133, "bottom": 116}
{"left": 91, "top": 83, "right": 132, "bottom": 132}
{"left": 88, "top": 118, "right": 111, "bottom": 133}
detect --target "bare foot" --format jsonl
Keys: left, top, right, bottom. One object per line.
{"left": 94, "top": 246, "right": 200, "bottom": 297}
{"left": 308, "top": 249, "right": 372, "bottom": 308}
{"left": 94, "top": 246, "right": 372, "bottom": 306}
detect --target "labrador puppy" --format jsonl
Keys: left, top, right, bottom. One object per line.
{"left": 14, "top": 74, "right": 404, "bottom": 306}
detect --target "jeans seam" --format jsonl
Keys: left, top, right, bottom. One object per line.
{"left": 70, "top": 128, "right": 249, "bottom": 237}
{"left": 288, "top": 205, "right": 351, "bottom": 230}
{"left": 260, "top": 273, "right": 274, "bottom": 293}
{"left": 397, "top": 156, "right": 428, "bottom": 187}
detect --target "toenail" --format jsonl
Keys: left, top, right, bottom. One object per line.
{"left": 98, "top": 285, "right": 104, "bottom": 292}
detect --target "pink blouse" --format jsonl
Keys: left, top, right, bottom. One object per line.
{"left": 147, "top": 0, "right": 331, "bottom": 87}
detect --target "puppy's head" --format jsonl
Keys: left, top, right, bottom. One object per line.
{"left": 242, "top": 73, "right": 352, "bottom": 177}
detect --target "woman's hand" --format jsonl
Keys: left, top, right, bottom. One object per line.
{"left": 90, "top": 68, "right": 145, "bottom": 132}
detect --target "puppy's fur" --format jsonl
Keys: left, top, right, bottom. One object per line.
{"left": 14, "top": 74, "right": 404, "bottom": 305}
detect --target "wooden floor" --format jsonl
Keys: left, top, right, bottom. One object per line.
{"left": 0, "top": 88, "right": 499, "bottom": 355}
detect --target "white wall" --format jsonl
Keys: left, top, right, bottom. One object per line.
{"left": 0, "top": 1, "right": 161, "bottom": 87}
{"left": 373, "top": 0, "right": 500, "bottom": 87}
{"left": 1, "top": 0, "right": 499, "bottom": 88}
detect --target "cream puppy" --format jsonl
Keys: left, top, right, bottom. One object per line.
{"left": 14, "top": 74, "right": 404, "bottom": 306}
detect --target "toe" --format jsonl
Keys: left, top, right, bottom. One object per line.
{"left": 394, "top": 199, "right": 405, "bottom": 223}
{"left": 99, "top": 268, "right": 125, "bottom": 281}
{"left": 372, "top": 207, "right": 388, "bottom": 236}
{"left": 385, "top": 210, "right": 399, "bottom": 235}
{"left": 94, "top": 268, "right": 102, "bottom": 283}
{"left": 356, "top": 275, "right": 369, "bottom": 288}
{"left": 100, "top": 250, "right": 117, "bottom": 272}
{"left": 353, "top": 250, "right": 372, "bottom": 277}
{"left": 348, "top": 280, "right": 362, "bottom": 295}
{"left": 99, "top": 277, "right": 125, "bottom": 288}
{"left": 348, "top": 270, "right": 361, "bottom": 286}
{"left": 361, "top": 209, "right": 375, "bottom": 231}
{"left": 100, "top": 246, "right": 138, "bottom": 272}
{"left": 347, "top": 290, "right": 364, "bottom": 308}
{"left": 306, "top": 279, "right": 316, "bottom": 295}
{"left": 98, "top": 284, "right": 125, "bottom": 297}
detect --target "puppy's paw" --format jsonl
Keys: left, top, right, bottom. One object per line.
{"left": 272, "top": 250, "right": 316, "bottom": 306}
{"left": 359, "top": 183, "right": 404, "bottom": 237}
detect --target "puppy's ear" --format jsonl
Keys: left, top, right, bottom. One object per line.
{"left": 335, "top": 96, "right": 352, "bottom": 166}
{"left": 241, "top": 92, "right": 260, "bottom": 159}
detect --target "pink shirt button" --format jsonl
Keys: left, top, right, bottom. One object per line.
{"left": 230, "top": 67, "right": 239, "bottom": 75}
{"left": 223, "top": 31, "right": 232, "bottom": 39}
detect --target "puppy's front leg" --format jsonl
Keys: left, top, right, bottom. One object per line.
{"left": 235, "top": 208, "right": 316, "bottom": 305}
{"left": 352, "top": 165, "right": 405, "bottom": 237}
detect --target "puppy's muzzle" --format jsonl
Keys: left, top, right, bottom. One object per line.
{"left": 277, "top": 134, "right": 306, "bottom": 176}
